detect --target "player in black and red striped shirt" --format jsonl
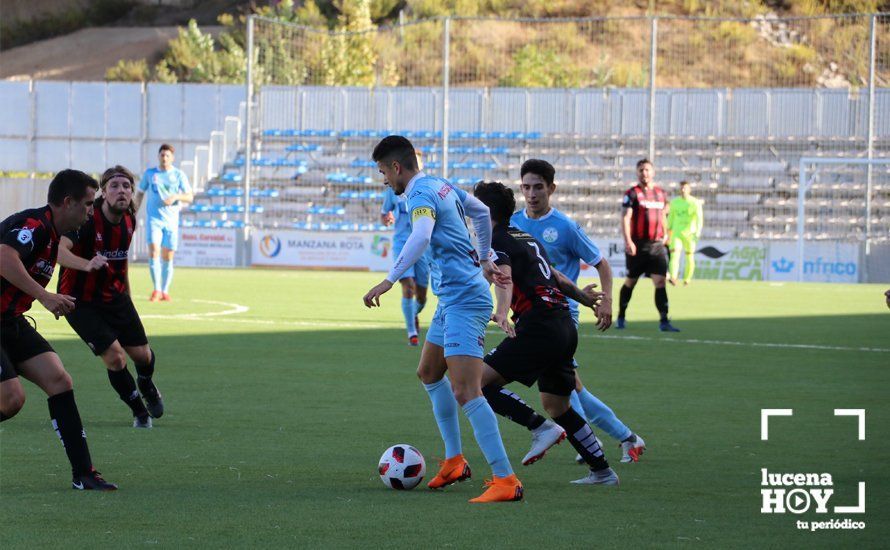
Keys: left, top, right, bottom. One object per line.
{"left": 58, "top": 166, "right": 164, "bottom": 428}
{"left": 618, "top": 159, "right": 680, "bottom": 332}
{"left": 0, "top": 169, "right": 117, "bottom": 490}
{"left": 473, "top": 181, "right": 619, "bottom": 486}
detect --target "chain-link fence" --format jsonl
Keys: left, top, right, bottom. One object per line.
{"left": 194, "top": 13, "right": 889, "bottom": 246}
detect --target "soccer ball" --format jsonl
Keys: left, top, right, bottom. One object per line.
{"left": 378, "top": 444, "right": 426, "bottom": 490}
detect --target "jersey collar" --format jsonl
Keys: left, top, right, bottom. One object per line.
{"left": 403, "top": 171, "right": 427, "bottom": 197}
{"left": 522, "top": 206, "right": 555, "bottom": 221}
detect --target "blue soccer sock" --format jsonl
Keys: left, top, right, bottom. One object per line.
{"left": 415, "top": 299, "right": 426, "bottom": 316}
{"left": 401, "top": 297, "right": 417, "bottom": 337}
{"left": 149, "top": 258, "right": 162, "bottom": 291}
{"left": 575, "top": 386, "right": 633, "bottom": 441}
{"left": 423, "top": 377, "right": 461, "bottom": 459}
{"left": 463, "top": 396, "right": 513, "bottom": 478}
{"left": 160, "top": 260, "right": 174, "bottom": 293}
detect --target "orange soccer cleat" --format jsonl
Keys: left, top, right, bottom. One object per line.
{"left": 149, "top": 290, "right": 162, "bottom": 302}
{"left": 160, "top": 292, "right": 172, "bottom": 302}
{"left": 427, "top": 454, "right": 472, "bottom": 489}
{"left": 469, "top": 474, "right": 524, "bottom": 503}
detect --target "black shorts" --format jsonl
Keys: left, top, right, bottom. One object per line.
{"left": 64, "top": 295, "right": 148, "bottom": 356}
{"left": 626, "top": 240, "right": 668, "bottom": 278}
{"left": 484, "top": 312, "right": 578, "bottom": 396}
{"left": 1, "top": 316, "right": 55, "bottom": 381}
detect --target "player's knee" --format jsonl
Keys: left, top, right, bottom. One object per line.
{"left": 129, "top": 347, "right": 152, "bottom": 366}
{"left": 1, "top": 386, "right": 26, "bottom": 419}
{"left": 624, "top": 279, "right": 638, "bottom": 289}
{"left": 103, "top": 348, "right": 128, "bottom": 371}
{"left": 450, "top": 384, "right": 479, "bottom": 406}
{"left": 47, "top": 370, "right": 74, "bottom": 394}
{"left": 416, "top": 364, "right": 438, "bottom": 385}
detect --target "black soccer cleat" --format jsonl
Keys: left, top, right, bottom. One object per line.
{"left": 73, "top": 469, "right": 118, "bottom": 491}
{"left": 138, "top": 378, "right": 164, "bottom": 419}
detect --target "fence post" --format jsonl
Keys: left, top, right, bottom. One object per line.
{"left": 442, "top": 16, "right": 451, "bottom": 180}
{"left": 647, "top": 16, "right": 658, "bottom": 162}
{"left": 865, "top": 14, "right": 876, "bottom": 264}
{"left": 244, "top": 15, "right": 255, "bottom": 231}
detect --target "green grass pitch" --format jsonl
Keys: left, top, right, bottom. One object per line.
{"left": 2, "top": 267, "right": 888, "bottom": 547}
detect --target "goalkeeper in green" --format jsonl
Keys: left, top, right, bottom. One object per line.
{"left": 666, "top": 181, "right": 703, "bottom": 286}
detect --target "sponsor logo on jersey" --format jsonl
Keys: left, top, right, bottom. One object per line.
{"left": 437, "top": 184, "right": 453, "bottom": 199}
{"left": 101, "top": 249, "right": 129, "bottom": 260}
{"left": 33, "top": 259, "right": 54, "bottom": 280}
{"left": 640, "top": 200, "right": 665, "bottom": 209}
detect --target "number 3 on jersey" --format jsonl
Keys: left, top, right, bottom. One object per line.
{"left": 528, "top": 241, "right": 551, "bottom": 278}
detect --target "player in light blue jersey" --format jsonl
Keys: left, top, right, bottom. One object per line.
{"left": 380, "top": 150, "right": 432, "bottom": 346}
{"left": 364, "top": 136, "right": 523, "bottom": 503}
{"left": 510, "top": 159, "right": 646, "bottom": 464}
{"left": 134, "top": 144, "right": 193, "bottom": 302}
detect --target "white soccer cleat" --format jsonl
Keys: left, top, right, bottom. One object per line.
{"left": 522, "top": 420, "right": 566, "bottom": 466}
{"left": 133, "top": 415, "right": 153, "bottom": 429}
{"left": 620, "top": 434, "right": 646, "bottom": 463}
{"left": 571, "top": 467, "right": 619, "bottom": 486}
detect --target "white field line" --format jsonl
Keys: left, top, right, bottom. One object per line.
{"left": 29, "top": 301, "right": 885, "bottom": 351}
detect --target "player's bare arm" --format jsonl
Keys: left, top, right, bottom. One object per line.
{"left": 0, "top": 244, "right": 74, "bottom": 318}
{"left": 592, "top": 258, "right": 613, "bottom": 330}
{"left": 490, "top": 264, "right": 516, "bottom": 338}
{"left": 57, "top": 236, "right": 107, "bottom": 272}
{"left": 622, "top": 207, "right": 636, "bottom": 255}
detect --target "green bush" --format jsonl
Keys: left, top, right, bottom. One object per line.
{"left": 105, "top": 59, "right": 150, "bottom": 82}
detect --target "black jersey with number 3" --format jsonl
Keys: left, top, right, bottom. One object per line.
{"left": 492, "top": 225, "right": 569, "bottom": 321}
{"left": 0, "top": 206, "right": 59, "bottom": 319}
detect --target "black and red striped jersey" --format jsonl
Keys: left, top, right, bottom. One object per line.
{"left": 622, "top": 184, "right": 667, "bottom": 242}
{"left": 0, "top": 206, "right": 59, "bottom": 319}
{"left": 58, "top": 198, "right": 135, "bottom": 303}
{"left": 492, "top": 225, "right": 569, "bottom": 322}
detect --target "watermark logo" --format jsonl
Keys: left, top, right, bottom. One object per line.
{"left": 371, "top": 235, "right": 391, "bottom": 258}
{"left": 760, "top": 409, "right": 866, "bottom": 531}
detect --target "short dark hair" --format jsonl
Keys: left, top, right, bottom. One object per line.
{"left": 473, "top": 181, "right": 515, "bottom": 225}
{"left": 520, "top": 159, "right": 555, "bottom": 186}
{"left": 372, "top": 135, "right": 418, "bottom": 171}
{"left": 636, "top": 158, "right": 653, "bottom": 169}
{"left": 47, "top": 169, "right": 99, "bottom": 206}
{"left": 159, "top": 143, "right": 175, "bottom": 154}
{"left": 679, "top": 180, "right": 690, "bottom": 187}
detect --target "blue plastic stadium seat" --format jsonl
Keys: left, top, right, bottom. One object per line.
{"left": 286, "top": 144, "right": 322, "bottom": 152}
{"left": 221, "top": 172, "right": 242, "bottom": 182}
{"left": 350, "top": 159, "right": 377, "bottom": 168}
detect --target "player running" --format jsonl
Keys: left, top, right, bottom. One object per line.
{"left": 667, "top": 180, "right": 704, "bottom": 286}
{"left": 380, "top": 149, "right": 432, "bottom": 346}
{"left": 474, "top": 181, "right": 619, "bottom": 485}
{"left": 134, "top": 144, "right": 193, "bottom": 302}
{"left": 618, "top": 159, "right": 680, "bottom": 332}
{"left": 0, "top": 169, "right": 118, "bottom": 490}
{"left": 58, "top": 166, "right": 164, "bottom": 429}
{"left": 364, "top": 135, "right": 523, "bottom": 503}
{"left": 509, "top": 159, "right": 646, "bottom": 464}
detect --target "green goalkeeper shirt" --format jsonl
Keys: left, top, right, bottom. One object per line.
{"left": 667, "top": 196, "right": 703, "bottom": 236}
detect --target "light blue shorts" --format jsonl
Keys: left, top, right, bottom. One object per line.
{"left": 426, "top": 299, "right": 491, "bottom": 359}
{"left": 392, "top": 242, "right": 431, "bottom": 288}
{"left": 147, "top": 219, "right": 179, "bottom": 251}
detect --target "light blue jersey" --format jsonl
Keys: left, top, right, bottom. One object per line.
{"left": 511, "top": 207, "right": 602, "bottom": 317}
{"left": 407, "top": 175, "right": 488, "bottom": 306}
{"left": 139, "top": 166, "right": 191, "bottom": 227}
{"left": 381, "top": 187, "right": 412, "bottom": 248}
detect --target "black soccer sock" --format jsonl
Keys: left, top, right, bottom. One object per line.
{"left": 618, "top": 284, "right": 634, "bottom": 319}
{"left": 482, "top": 384, "right": 546, "bottom": 430}
{"left": 553, "top": 407, "right": 610, "bottom": 472}
{"left": 107, "top": 367, "right": 149, "bottom": 419}
{"left": 47, "top": 390, "right": 93, "bottom": 476}
{"left": 655, "top": 287, "right": 669, "bottom": 322}
{"left": 134, "top": 349, "right": 155, "bottom": 380}
{"left": 0, "top": 412, "right": 9, "bottom": 422}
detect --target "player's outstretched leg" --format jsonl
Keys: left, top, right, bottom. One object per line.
{"left": 101, "top": 343, "right": 151, "bottom": 428}
{"left": 20, "top": 353, "right": 117, "bottom": 490}
{"left": 482, "top": 384, "right": 565, "bottom": 465}
{"left": 617, "top": 281, "right": 635, "bottom": 329}
{"left": 684, "top": 248, "right": 695, "bottom": 285}
{"left": 548, "top": 404, "right": 618, "bottom": 486}
{"left": 447, "top": 356, "right": 522, "bottom": 503}
{"left": 571, "top": 380, "right": 646, "bottom": 463}
{"left": 133, "top": 348, "right": 163, "bottom": 418}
